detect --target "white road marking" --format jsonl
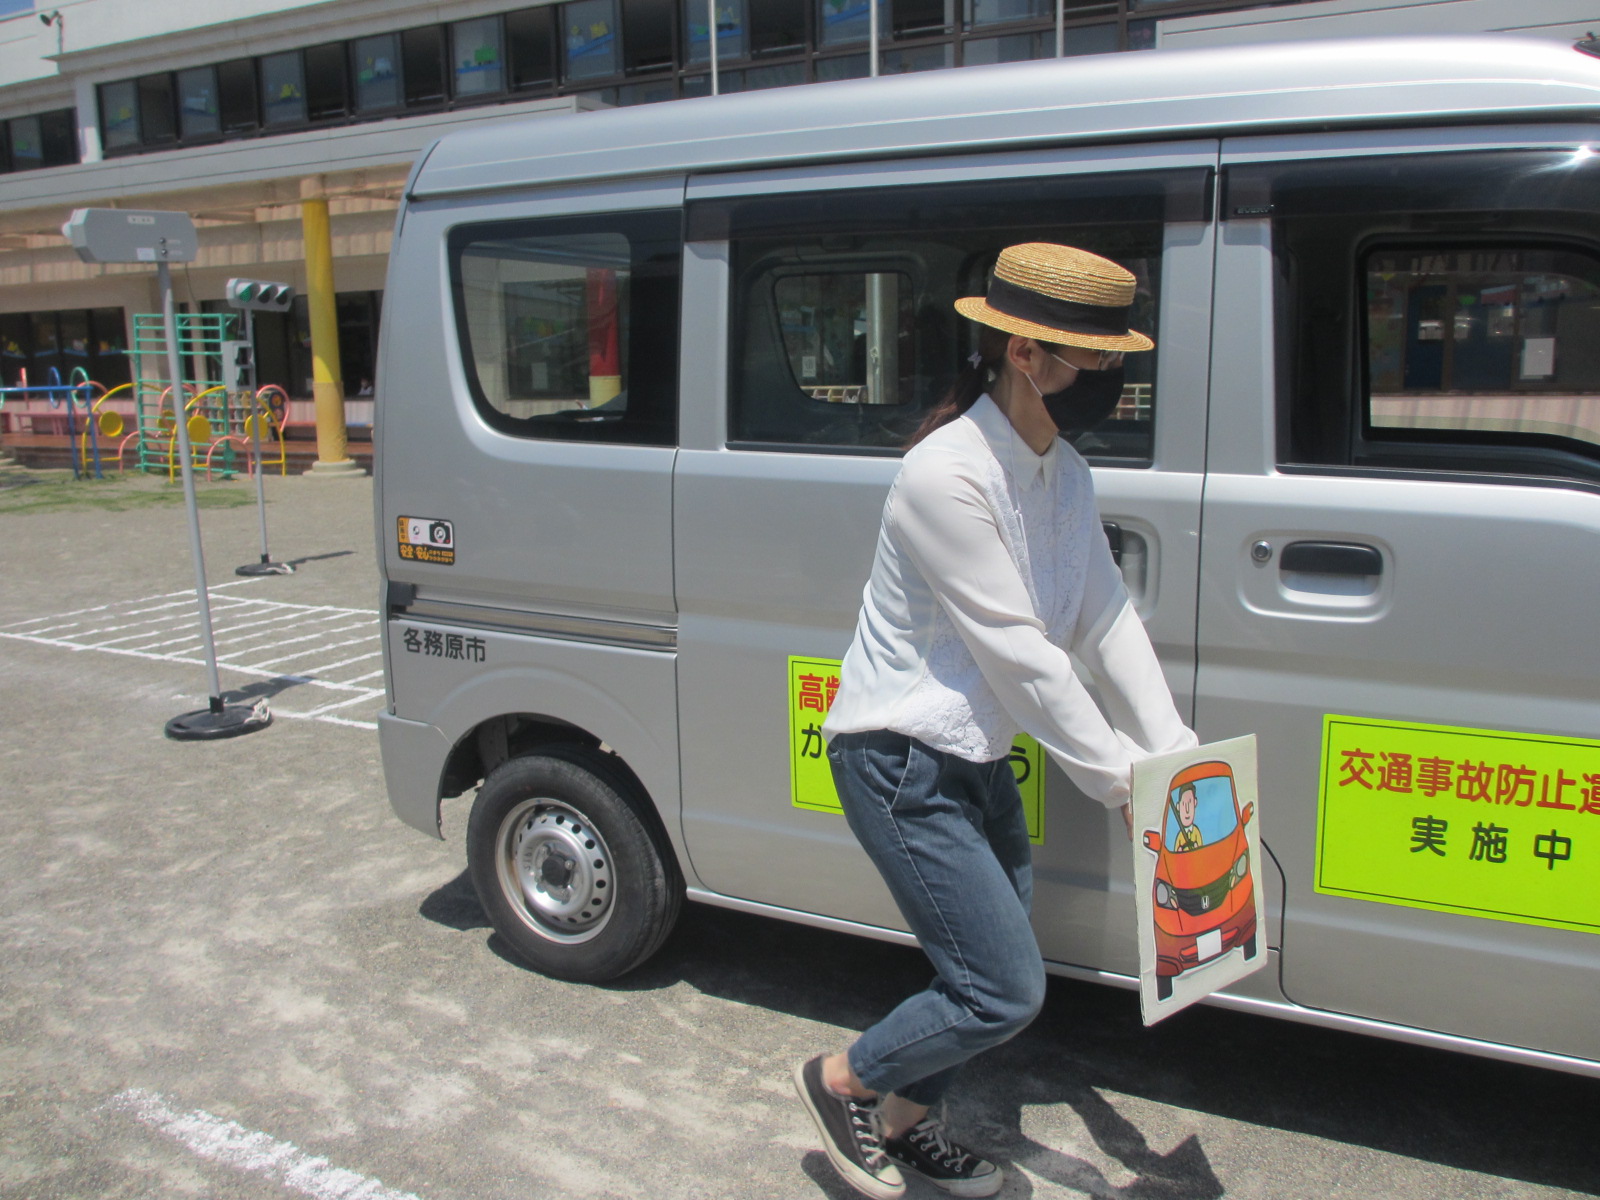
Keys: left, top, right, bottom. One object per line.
{"left": 0, "top": 586, "right": 386, "bottom": 730}
{"left": 105, "top": 1088, "right": 423, "bottom": 1200}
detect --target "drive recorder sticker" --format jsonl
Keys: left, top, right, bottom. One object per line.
{"left": 398, "top": 516, "right": 455, "bottom": 565}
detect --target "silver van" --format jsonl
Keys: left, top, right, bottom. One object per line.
{"left": 376, "top": 35, "right": 1600, "bottom": 1079}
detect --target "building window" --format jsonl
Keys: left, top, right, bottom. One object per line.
{"left": 962, "top": 30, "right": 1046, "bottom": 62}
{"left": 684, "top": 0, "right": 745, "bottom": 62}
{"left": 818, "top": 0, "right": 882, "bottom": 46}
{"left": 217, "top": 59, "right": 258, "bottom": 134}
{"left": 894, "top": 0, "right": 952, "bottom": 38}
{"left": 0, "top": 308, "right": 128, "bottom": 389}
{"left": 815, "top": 52, "right": 869, "bottom": 79}
{"left": 748, "top": 0, "right": 807, "bottom": 56}
{"left": 966, "top": 0, "right": 1047, "bottom": 27}
{"left": 38, "top": 110, "right": 77, "bottom": 166}
{"left": 507, "top": 8, "right": 557, "bottom": 90}
{"left": 260, "top": 52, "right": 307, "bottom": 126}
{"left": 99, "top": 81, "right": 140, "bottom": 151}
{"left": 1062, "top": 22, "right": 1117, "bottom": 53}
{"left": 137, "top": 73, "right": 178, "bottom": 144}
{"left": 624, "top": 0, "right": 676, "bottom": 74}
{"left": 7, "top": 115, "right": 42, "bottom": 170}
{"left": 402, "top": 26, "right": 447, "bottom": 107}
{"left": 177, "top": 66, "right": 221, "bottom": 140}
{"left": 563, "top": 0, "right": 621, "bottom": 80}
{"left": 352, "top": 34, "right": 403, "bottom": 111}
{"left": 882, "top": 43, "right": 953, "bottom": 72}
{"left": 304, "top": 42, "right": 349, "bottom": 120}
{"left": 451, "top": 17, "right": 506, "bottom": 98}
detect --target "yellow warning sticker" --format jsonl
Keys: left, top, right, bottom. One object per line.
{"left": 788, "top": 656, "right": 1045, "bottom": 844}
{"left": 1316, "top": 714, "right": 1600, "bottom": 934}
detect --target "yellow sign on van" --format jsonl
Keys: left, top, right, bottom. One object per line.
{"left": 788, "top": 656, "right": 1045, "bottom": 844}
{"left": 1316, "top": 715, "right": 1600, "bottom": 935}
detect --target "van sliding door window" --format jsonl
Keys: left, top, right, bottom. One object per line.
{"left": 697, "top": 167, "right": 1207, "bottom": 459}
{"left": 1365, "top": 247, "right": 1600, "bottom": 457}
{"left": 1225, "top": 149, "right": 1600, "bottom": 480}
{"left": 448, "top": 210, "right": 680, "bottom": 445}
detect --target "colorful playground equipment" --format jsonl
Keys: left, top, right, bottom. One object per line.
{"left": 0, "top": 366, "right": 107, "bottom": 478}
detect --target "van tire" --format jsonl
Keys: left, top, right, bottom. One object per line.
{"left": 466, "top": 746, "right": 682, "bottom": 983}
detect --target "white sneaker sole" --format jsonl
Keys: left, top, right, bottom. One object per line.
{"left": 896, "top": 1161, "right": 1004, "bottom": 1198}
{"left": 792, "top": 1061, "right": 906, "bottom": 1200}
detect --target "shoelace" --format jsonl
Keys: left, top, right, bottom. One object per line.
{"left": 846, "top": 1098, "right": 890, "bottom": 1169}
{"left": 907, "top": 1118, "right": 973, "bottom": 1172}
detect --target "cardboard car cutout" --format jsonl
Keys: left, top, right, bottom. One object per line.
{"left": 1131, "top": 735, "right": 1265, "bottom": 1024}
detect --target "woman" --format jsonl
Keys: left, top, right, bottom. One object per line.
{"left": 793, "top": 243, "right": 1197, "bottom": 1200}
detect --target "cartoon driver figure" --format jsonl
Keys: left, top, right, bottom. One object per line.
{"left": 1174, "top": 784, "right": 1204, "bottom": 851}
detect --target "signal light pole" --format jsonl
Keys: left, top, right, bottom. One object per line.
{"left": 225, "top": 277, "right": 296, "bottom": 577}
{"left": 63, "top": 209, "right": 271, "bottom": 741}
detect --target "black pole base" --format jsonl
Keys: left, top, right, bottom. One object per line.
{"left": 165, "top": 697, "right": 272, "bottom": 741}
{"left": 236, "top": 559, "right": 295, "bottom": 577}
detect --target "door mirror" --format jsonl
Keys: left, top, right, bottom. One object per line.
{"left": 1241, "top": 802, "right": 1255, "bottom": 827}
{"left": 1142, "top": 829, "right": 1161, "bottom": 852}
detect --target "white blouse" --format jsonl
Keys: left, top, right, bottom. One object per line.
{"left": 822, "top": 394, "right": 1196, "bottom": 808}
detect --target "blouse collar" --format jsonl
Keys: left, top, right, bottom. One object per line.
{"left": 968, "top": 393, "right": 1059, "bottom": 491}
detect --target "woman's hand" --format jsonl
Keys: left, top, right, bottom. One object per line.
{"left": 1121, "top": 802, "right": 1133, "bottom": 840}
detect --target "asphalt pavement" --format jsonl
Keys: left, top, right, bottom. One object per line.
{"left": 0, "top": 463, "right": 1595, "bottom": 1200}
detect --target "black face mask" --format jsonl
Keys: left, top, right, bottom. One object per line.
{"left": 1041, "top": 365, "right": 1126, "bottom": 437}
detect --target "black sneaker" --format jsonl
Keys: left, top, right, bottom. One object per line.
{"left": 884, "top": 1114, "right": 1003, "bottom": 1197}
{"left": 792, "top": 1056, "right": 906, "bottom": 1200}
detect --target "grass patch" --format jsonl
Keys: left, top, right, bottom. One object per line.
{"left": 0, "top": 466, "right": 255, "bottom": 515}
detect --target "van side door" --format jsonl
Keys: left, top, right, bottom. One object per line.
{"left": 1198, "top": 132, "right": 1600, "bottom": 1065}
{"left": 674, "top": 144, "right": 1217, "bottom": 976}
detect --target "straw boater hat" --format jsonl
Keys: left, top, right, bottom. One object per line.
{"left": 954, "top": 243, "right": 1154, "bottom": 353}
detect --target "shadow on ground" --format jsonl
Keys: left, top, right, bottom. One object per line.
{"left": 418, "top": 872, "right": 1597, "bottom": 1197}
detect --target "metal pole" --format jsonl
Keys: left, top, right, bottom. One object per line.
{"left": 870, "top": 0, "right": 880, "bottom": 76}
{"left": 159, "top": 258, "right": 225, "bottom": 710}
{"left": 248, "top": 310, "right": 272, "bottom": 561}
{"left": 1055, "top": 0, "right": 1064, "bottom": 57}
{"left": 709, "top": 0, "right": 720, "bottom": 95}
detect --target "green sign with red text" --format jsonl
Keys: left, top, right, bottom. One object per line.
{"left": 1317, "top": 715, "right": 1600, "bottom": 934}
{"left": 788, "top": 655, "right": 1045, "bottom": 844}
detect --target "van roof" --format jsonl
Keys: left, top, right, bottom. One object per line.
{"left": 410, "top": 35, "right": 1600, "bottom": 199}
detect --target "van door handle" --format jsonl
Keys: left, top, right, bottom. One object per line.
{"left": 1102, "top": 521, "right": 1123, "bottom": 567}
{"left": 1279, "top": 541, "right": 1382, "bottom": 576}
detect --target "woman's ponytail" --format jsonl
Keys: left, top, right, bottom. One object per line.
{"left": 906, "top": 325, "right": 1010, "bottom": 448}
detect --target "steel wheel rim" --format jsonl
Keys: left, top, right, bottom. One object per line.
{"left": 495, "top": 798, "right": 616, "bottom": 945}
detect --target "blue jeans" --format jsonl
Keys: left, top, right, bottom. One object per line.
{"left": 828, "top": 729, "right": 1046, "bottom": 1107}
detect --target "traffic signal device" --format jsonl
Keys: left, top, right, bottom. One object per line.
{"left": 223, "top": 340, "right": 253, "bottom": 389}
{"left": 225, "top": 277, "right": 294, "bottom": 311}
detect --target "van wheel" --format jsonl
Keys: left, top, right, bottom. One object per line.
{"left": 1244, "top": 933, "right": 1258, "bottom": 960}
{"left": 1156, "top": 974, "right": 1174, "bottom": 1001}
{"left": 467, "top": 746, "right": 682, "bottom": 983}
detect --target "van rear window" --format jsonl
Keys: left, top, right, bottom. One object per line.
{"left": 448, "top": 209, "right": 680, "bottom": 445}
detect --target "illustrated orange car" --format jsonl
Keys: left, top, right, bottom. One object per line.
{"left": 1142, "top": 759, "right": 1257, "bottom": 1000}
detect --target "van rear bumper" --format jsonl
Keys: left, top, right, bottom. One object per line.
{"left": 379, "top": 711, "right": 452, "bottom": 840}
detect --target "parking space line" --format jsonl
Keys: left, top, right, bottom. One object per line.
{"left": 105, "top": 1088, "right": 423, "bottom": 1200}
{"left": 1, "top": 585, "right": 386, "bottom": 732}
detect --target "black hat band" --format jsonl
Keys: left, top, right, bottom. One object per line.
{"left": 987, "top": 276, "right": 1132, "bottom": 338}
